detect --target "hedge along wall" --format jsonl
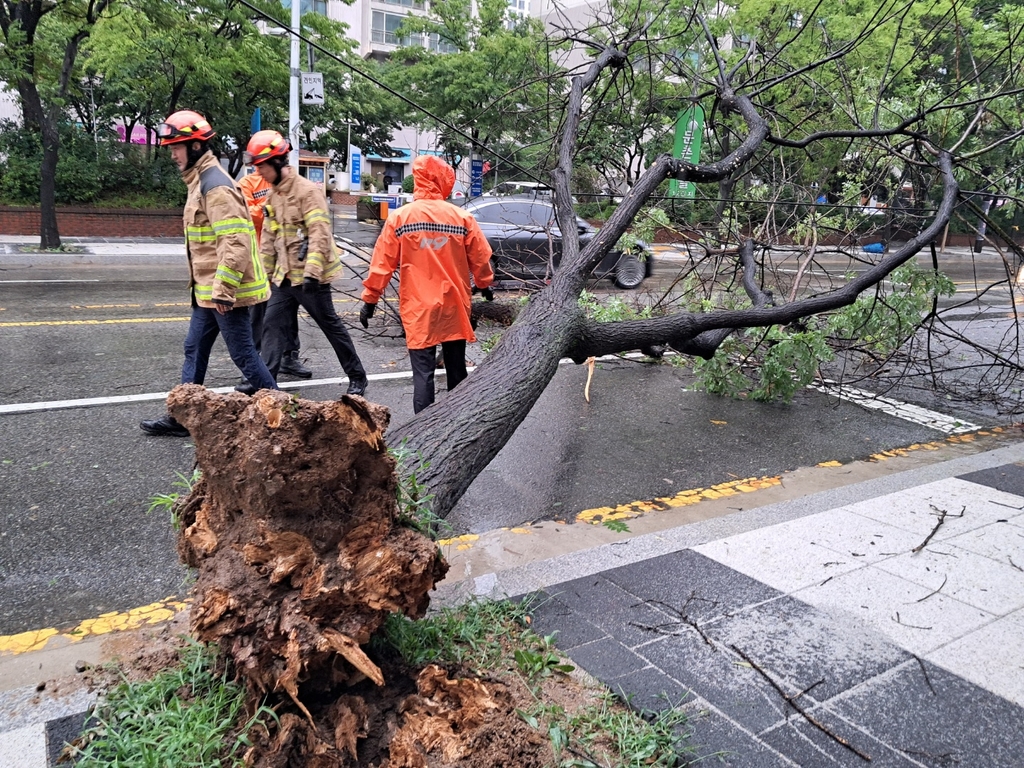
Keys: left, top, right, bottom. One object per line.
{"left": 0, "top": 206, "right": 183, "bottom": 237}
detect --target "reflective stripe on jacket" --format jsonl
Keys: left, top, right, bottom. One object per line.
{"left": 362, "top": 155, "right": 494, "bottom": 350}
{"left": 182, "top": 151, "right": 269, "bottom": 308}
{"left": 259, "top": 172, "right": 343, "bottom": 286}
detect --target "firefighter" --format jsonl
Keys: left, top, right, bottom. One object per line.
{"left": 360, "top": 154, "right": 494, "bottom": 413}
{"left": 241, "top": 130, "right": 368, "bottom": 396}
{"left": 238, "top": 170, "right": 313, "bottom": 380}
{"left": 140, "top": 110, "right": 277, "bottom": 437}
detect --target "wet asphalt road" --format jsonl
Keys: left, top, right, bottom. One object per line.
{"left": 0, "top": 248, "right": 1012, "bottom": 635}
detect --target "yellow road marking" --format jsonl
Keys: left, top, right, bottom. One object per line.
{"left": 577, "top": 475, "right": 783, "bottom": 525}
{"left": 0, "top": 596, "right": 189, "bottom": 656}
{"left": 437, "top": 533, "right": 480, "bottom": 551}
{"left": 71, "top": 303, "right": 142, "bottom": 309}
{"left": 0, "top": 317, "right": 189, "bottom": 327}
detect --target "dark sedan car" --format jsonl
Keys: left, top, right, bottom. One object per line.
{"left": 463, "top": 196, "right": 653, "bottom": 289}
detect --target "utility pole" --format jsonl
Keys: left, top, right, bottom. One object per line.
{"left": 288, "top": 0, "right": 301, "bottom": 168}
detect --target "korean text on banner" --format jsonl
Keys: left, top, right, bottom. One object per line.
{"left": 668, "top": 105, "right": 705, "bottom": 199}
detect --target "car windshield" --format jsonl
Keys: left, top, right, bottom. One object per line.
{"left": 472, "top": 201, "right": 542, "bottom": 226}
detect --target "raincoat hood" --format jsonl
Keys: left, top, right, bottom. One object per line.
{"left": 412, "top": 155, "right": 455, "bottom": 201}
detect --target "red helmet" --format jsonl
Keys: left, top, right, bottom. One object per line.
{"left": 244, "top": 130, "right": 290, "bottom": 165}
{"left": 156, "top": 110, "right": 216, "bottom": 146}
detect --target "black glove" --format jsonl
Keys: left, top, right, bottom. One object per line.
{"left": 302, "top": 276, "right": 319, "bottom": 293}
{"left": 481, "top": 287, "right": 494, "bottom": 302}
{"left": 359, "top": 302, "right": 376, "bottom": 328}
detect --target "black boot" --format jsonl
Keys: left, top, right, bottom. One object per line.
{"left": 234, "top": 380, "right": 257, "bottom": 395}
{"left": 140, "top": 414, "right": 189, "bottom": 437}
{"left": 281, "top": 351, "right": 313, "bottom": 379}
{"left": 345, "top": 376, "right": 368, "bottom": 396}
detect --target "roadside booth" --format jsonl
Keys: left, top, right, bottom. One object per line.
{"left": 299, "top": 150, "right": 330, "bottom": 192}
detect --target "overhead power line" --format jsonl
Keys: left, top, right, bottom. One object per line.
{"left": 232, "top": 0, "right": 544, "bottom": 184}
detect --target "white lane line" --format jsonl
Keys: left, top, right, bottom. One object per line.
{"left": 0, "top": 279, "right": 101, "bottom": 284}
{"left": 811, "top": 380, "right": 982, "bottom": 434}
{"left": 0, "top": 353, "right": 650, "bottom": 416}
{"left": 0, "top": 354, "right": 982, "bottom": 437}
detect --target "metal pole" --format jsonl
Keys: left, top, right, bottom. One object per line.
{"left": 346, "top": 121, "right": 352, "bottom": 190}
{"left": 289, "top": 0, "right": 301, "bottom": 168}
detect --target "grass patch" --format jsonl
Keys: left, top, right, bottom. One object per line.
{"left": 373, "top": 597, "right": 531, "bottom": 670}
{"left": 69, "top": 641, "right": 273, "bottom": 767}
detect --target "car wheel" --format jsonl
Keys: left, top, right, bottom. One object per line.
{"left": 613, "top": 254, "right": 646, "bottom": 289}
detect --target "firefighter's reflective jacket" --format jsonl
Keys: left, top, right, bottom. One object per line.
{"left": 182, "top": 151, "right": 269, "bottom": 308}
{"left": 260, "top": 172, "right": 343, "bottom": 286}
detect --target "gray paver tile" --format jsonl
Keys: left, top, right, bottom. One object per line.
{"left": 0, "top": 724, "right": 46, "bottom": 768}
{"left": 943, "top": 520, "right": 1024, "bottom": 569}
{"left": 831, "top": 659, "right": 1024, "bottom": 767}
{"left": 926, "top": 608, "right": 1024, "bottom": 706}
{"left": 957, "top": 464, "right": 1024, "bottom": 498}
{"left": 695, "top": 526, "right": 868, "bottom": 593}
{"left": 543, "top": 575, "right": 686, "bottom": 648}
{"left": 873, "top": 543, "right": 1024, "bottom": 615}
{"left": 608, "top": 665, "right": 692, "bottom": 714}
{"left": 526, "top": 592, "right": 607, "bottom": 650}
{"left": 760, "top": 707, "right": 925, "bottom": 767}
{"left": 844, "top": 478, "right": 1023, "bottom": 541}
{"left": 637, "top": 631, "right": 799, "bottom": 734}
{"left": 704, "top": 595, "right": 911, "bottom": 702}
{"left": 678, "top": 701, "right": 797, "bottom": 768}
{"left": 601, "top": 549, "right": 781, "bottom": 623}
{"left": 564, "top": 636, "right": 648, "bottom": 682}
{"left": 794, "top": 565, "right": 994, "bottom": 655}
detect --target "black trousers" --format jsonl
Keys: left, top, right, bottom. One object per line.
{"left": 250, "top": 300, "right": 299, "bottom": 356}
{"left": 263, "top": 281, "right": 366, "bottom": 381}
{"left": 409, "top": 340, "right": 467, "bottom": 414}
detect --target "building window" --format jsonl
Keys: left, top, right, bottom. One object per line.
{"left": 378, "top": 0, "right": 425, "bottom": 9}
{"left": 281, "top": 0, "right": 327, "bottom": 15}
{"left": 372, "top": 11, "right": 419, "bottom": 46}
{"left": 427, "top": 32, "right": 458, "bottom": 53}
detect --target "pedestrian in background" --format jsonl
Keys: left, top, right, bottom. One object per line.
{"left": 141, "top": 110, "right": 276, "bottom": 437}
{"left": 241, "top": 130, "right": 368, "bottom": 396}
{"left": 238, "top": 169, "right": 313, "bottom": 383}
{"left": 360, "top": 154, "right": 494, "bottom": 413}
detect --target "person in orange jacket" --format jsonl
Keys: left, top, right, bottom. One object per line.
{"left": 360, "top": 155, "right": 494, "bottom": 413}
{"left": 237, "top": 170, "right": 312, "bottom": 379}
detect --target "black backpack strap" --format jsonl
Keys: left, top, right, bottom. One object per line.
{"left": 199, "top": 165, "right": 234, "bottom": 196}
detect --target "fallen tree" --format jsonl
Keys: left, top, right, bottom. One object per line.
{"left": 391, "top": 1, "right": 1014, "bottom": 517}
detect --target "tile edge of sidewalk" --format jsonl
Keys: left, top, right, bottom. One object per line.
{"left": 433, "top": 439, "right": 1024, "bottom": 607}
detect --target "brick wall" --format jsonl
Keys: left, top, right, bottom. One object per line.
{"left": 0, "top": 206, "right": 182, "bottom": 237}
{"left": 329, "top": 191, "right": 363, "bottom": 205}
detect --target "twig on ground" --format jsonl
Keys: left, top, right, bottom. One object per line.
{"left": 1009, "top": 556, "right": 1023, "bottom": 573}
{"left": 989, "top": 500, "right": 1024, "bottom": 510}
{"left": 893, "top": 612, "right": 933, "bottom": 630}
{"left": 636, "top": 596, "right": 720, "bottom": 649}
{"left": 584, "top": 356, "right": 596, "bottom": 402}
{"left": 915, "top": 575, "right": 948, "bottom": 603}
{"left": 912, "top": 505, "right": 965, "bottom": 554}
{"left": 730, "top": 645, "right": 872, "bottom": 762}
{"left": 789, "top": 679, "right": 825, "bottom": 704}
{"left": 913, "top": 655, "right": 937, "bottom": 696}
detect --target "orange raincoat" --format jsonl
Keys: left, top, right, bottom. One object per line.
{"left": 362, "top": 155, "right": 494, "bottom": 350}
{"left": 238, "top": 171, "right": 272, "bottom": 242}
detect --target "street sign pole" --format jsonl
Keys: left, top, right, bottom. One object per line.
{"left": 288, "top": 0, "right": 301, "bottom": 168}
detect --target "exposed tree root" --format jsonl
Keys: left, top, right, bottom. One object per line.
{"left": 167, "top": 385, "right": 450, "bottom": 765}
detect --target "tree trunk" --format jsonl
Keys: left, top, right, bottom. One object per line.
{"left": 38, "top": 121, "right": 61, "bottom": 249}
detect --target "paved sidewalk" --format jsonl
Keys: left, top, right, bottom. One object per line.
{"left": 506, "top": 445, "right": 1024, "bottom": 766}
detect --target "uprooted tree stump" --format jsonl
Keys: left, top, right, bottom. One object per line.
{"left": 167, "top": 384, "right": 453, "bottom": 765}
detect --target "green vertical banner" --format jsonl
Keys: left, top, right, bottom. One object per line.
{"left": 668, "top": 105, "right": 705, "bottom": 199}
